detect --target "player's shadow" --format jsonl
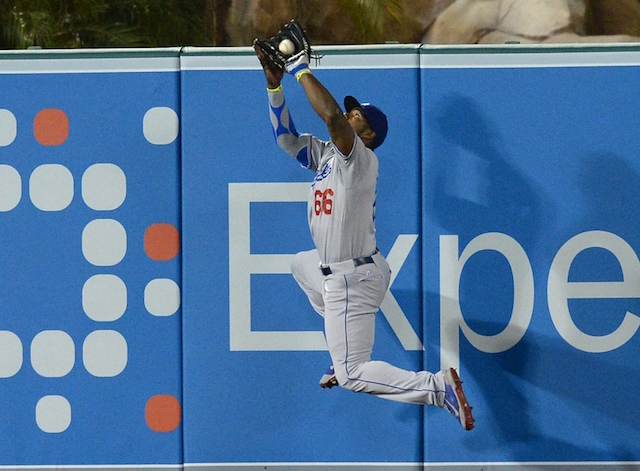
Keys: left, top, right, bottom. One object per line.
{"left": 424, "top": 94, "right": 550, "bottom": 250}
{"left": 423, "top": 97, "right": 640, "bottom": 462}
{"left": 449, "top": 152, "right": 640, "bottom": 462}
{"left": 567, "top": 151, "right": 640, "bottom": 245}
{"left": 462, "top": 319, "right": 640, "bottom": 462}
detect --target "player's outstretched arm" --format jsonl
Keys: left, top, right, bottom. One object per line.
{"left": 254, "top": 44, "right": 283, "bottom": 89}
{"left": 254, "top": 44, "right": 311, "bottom": 167}
{"left": 297, "top": 72, "right": 355, "bottom": 157}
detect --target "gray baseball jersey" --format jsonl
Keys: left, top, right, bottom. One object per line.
{"left": 303, "top": 134, "right": 378, "bottom": 264}
{"left": 267, "top": 87, "right": 377, "bottom": 264}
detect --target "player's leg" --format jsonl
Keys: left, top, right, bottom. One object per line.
{"left": 291, "top": 249, "right": 325, "bottom": 317}
{"left": 323, "top": 255, "right": 445, "bottom": 405}
{"left": 292, "top": 249, "right": 337, "bottom": 388}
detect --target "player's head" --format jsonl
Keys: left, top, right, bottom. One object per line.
{"left": 344, "top": 95, "right": 388, "bottom": 150}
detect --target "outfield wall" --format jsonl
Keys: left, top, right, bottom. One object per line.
{"left": 0, "top": 44, "right": 638, "bottom": 469}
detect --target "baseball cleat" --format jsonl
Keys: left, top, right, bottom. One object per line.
{"left": 319, "top": 365, "right": 338, "bottom": 389}
{"left": 443, "top": 367, "right": 475, "bottom": 430}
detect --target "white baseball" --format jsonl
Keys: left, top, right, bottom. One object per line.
{"left": 279, "top": 39, "right": 295, "bottom": 56}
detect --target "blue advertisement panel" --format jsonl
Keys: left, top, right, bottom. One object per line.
{"left": 180, "top": 47, "right": 425, "bottom": 466}
{"left": 2, "top": 43, "right": 640, "bottom": 470}
{"left": 0, "top": 50, "right": 183, "bottom": 465}
{"left": 421, "top": 46, "right": 640, "bottom": 466}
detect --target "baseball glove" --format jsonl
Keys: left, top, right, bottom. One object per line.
{"left": 277, "top": 19, "right": 311, "bottom": 58}
{"left": 253, "top": 19, "right": 312, "bottom": 70}
{"left": 252, "top": 37, "right": 287, "bottom": 70}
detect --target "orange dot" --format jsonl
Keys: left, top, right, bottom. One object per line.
{"left": 145, "top": 394, "right": 181, "bottom": 432}
{"left": 34, "top": 109, "right": 69, "bottom": 146}
{"left": 144, "top": 223, "right": 180, "bottom": 261}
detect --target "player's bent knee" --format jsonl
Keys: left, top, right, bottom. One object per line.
{"left": 334, "top": 368, "right": 368, "bottom": 393}
{"left": 291, "top": 250, "right": 313, "bottom": 282}
{"left": 290, "top": 252, "right": 303, "bottom": 277}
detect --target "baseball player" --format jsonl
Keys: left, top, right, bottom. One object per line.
{"left": 253, "top": 21, "right": 474, "bottom": 430}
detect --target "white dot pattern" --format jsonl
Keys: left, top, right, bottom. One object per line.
{"left": 143, "top": 107, "right": 179, "bottom": 145}
{"left": 0, "top": 109, "right": 17, "bottom": 147}
{"left": 82, "top": 274, "right": 127, "bottom": 322}
{"left": 0, "top": 164, "right": 21, "bottom": 212}
{"left": 144, "top": 278, "right": 181, "bottom": 317}
{"left": 36, "top": 395, "right": 71, "bottom": 433}
{"left": 82, "top": 219, "right": 127, "bottom": 266}
{"left": 30, "top": 330, "right": 75, "bottom": 378}
{"left": 0, "top": 105, "right": 176, "bottom": 433}
{"left": 81, "top": 158, "right": 130, "bottom": 388}
{"left": 82, "top": 163, "right": 126, "bottom": 211}
{"left": 83, "top": 330, "right": 127, "bottom": 377}
{"left": 29, "top": 164, "right": 74, "bottom": 211}
{"left": 0, "top": 331, "right": 22, "bottom": 378}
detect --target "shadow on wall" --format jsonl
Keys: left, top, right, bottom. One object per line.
{"left": 574, "top": 152, "right": 640, "bottom": 240}
{"left": 464, "top": 321, "right": 640, "bottom": 462}
{"left": 423, "top": 97, "right": 640, "bottom": 461}
{"left": 424, "top": 94, "right": 545, "bottom": 250}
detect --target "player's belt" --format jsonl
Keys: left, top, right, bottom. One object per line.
{"left": 320, "top": 249, "right": 379, "bottom": 276}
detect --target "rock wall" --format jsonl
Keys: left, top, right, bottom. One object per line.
{"left": 226, "top": 0, "right": 453, "bottom": 45}
{"left": 427, "top": 0, "right": 640, "bottom": 44}
{"left": 226, "top": 0, "right": 640, "bottom": 46}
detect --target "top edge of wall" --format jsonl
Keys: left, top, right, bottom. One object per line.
{"left": 2, "top": 42, "right": 640, "bottom": 73}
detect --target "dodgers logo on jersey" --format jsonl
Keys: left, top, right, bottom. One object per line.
{"left": 312, "top": 162, "right": 332, "bottom": 188}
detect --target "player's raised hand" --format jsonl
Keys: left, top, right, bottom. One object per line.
{"left": 253, "top": 43, "right": 284, "bottom": 89}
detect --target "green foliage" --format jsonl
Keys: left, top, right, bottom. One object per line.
{"left": 0, "top": 0, "right": 406, "bottom": 49}
{"left": 0, "top": 0, "right": 211, "bottom": 49}
{"left": 337, "top": 0, "right": 404, "bottom": 43}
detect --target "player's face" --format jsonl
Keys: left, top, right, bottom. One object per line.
{"left": 346, "top": 108, "right": 371, "bottom": 135}
{"left": 346, "top": 108, "right": 376, "bottom": 148}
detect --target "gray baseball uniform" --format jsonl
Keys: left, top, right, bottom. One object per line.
{"left": 267, "top": 86, "right": 447, "bottom": 405}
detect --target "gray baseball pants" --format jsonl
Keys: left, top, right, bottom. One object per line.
{"left": 291, "top": 249, "right": 445, "bottom": 405}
